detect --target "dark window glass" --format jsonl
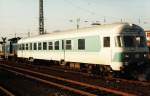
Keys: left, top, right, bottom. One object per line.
{"left": 66, "top": 40, "right": 72, "bottom": 50}
{"left": 38, "top": 42, "right": 42, "bottom": 50}
{"left": 124, "top": 36, "right": 135, "bottom": 47}
{"left": 19, "top": 44, "right": 22, "bottom": 50}
{"left": 26, "top": 44, "right": 28, "bottom": 50}
{"left": 55, "top": 41, "right": 59, "bottom": 50}
{"left": 115, "top": 36, "right": 122, "bottom": 47}
{"left": 34, "top": 43, "right": 37, "bottom": 50}
{"left": 62, "top": 40, "right": 64, "bottom": 50}
{"left": 78, "top": 39, "right": 85, "bottom": 50}
{"left": 22, "top": 44, "right": 25, "bottom": 50}
{"left": 123, "top": 36, "right": 146, "bottom": 47}
{"left": 104, "top": 37, "right": 110, "bottom": 47}
{"left": 43, "top": 42, "right": 47, "bottom": 50}
{"left": 48, "top": 42, "right": 53, "bottom": 50}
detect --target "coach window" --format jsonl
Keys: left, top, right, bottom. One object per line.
{"left": 43, "top": 42, "right": 47, "bottom": 50}
{"left": 104, "top": 37, "right": 110, "bottom": 47}
{"left": 48, "top": 42, "right": 53, "bottom": 50}
{"left": 55, "top": 41, "right": 59, "bottom": 50}
{"left": 62, "top": 40, "right": 64, "bottom": 50}
{"left": 20, "top": 44, "right": 22, "bottom": 50}
{"left": 38, "top": 42, "right": 42, "bottom": 50}
{"left": 18, "top": 44, "right": 20, "bottom": 50}
{"left": 66, "top": 40, "right": 72, "bottom": 50}
{"left": 26, "top": 44, "right": 28, "bottom": 50}
{"left": 19, "top": 44, "right": 22, "bottom": 50}
{"left": 115, "top": 36, "right": 122, "bottom": 47}
{"left": 34, "top": 43, "right": 37, "bottom": 50}
{"left": 30, "top": 43, "right": 32, "bottom": 50}
{"left": 22, "top": 44, "right": 25, "bottom": 50}
{"left": 78, "top": 39, "right": 85, "bottom": 50}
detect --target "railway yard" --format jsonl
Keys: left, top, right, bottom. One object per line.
{"left": 0, "top": 60, "right": 149, "bottom": 96}
{"left": 1, "top": 0, "right": 150, "bottom": 96}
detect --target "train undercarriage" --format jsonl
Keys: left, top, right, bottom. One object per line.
{"left": 121, "top": 60, "right": 150, "bottom": 81}
{"left": 12, "top": 56, "right": 149, "bottom": 81}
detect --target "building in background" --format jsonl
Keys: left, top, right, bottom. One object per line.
{"left": 145, "top": 30, "right": 150, "bottom": 50}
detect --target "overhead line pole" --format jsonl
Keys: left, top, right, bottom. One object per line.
{"left": 39, "top": 0, "right": 45, "bottom": 35}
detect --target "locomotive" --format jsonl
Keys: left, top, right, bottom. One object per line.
{"left": 2, "top": 23, "right": 150, "bottom": 80}
{"left": 0, "top": 37, "right": 20, "bottom": 60}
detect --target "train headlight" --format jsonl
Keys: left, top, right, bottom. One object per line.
{"left": 144, "top": 53, "right": 148, "bottom": 58}
{"left": 125, "top": 54, "right": 129, "bottom": 58}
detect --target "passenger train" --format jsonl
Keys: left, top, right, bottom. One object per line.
{"left": 10, "top": 23, "right": 150, "bottom": 80}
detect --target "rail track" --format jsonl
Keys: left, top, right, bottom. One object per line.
{"left": 35, "top": 64, "right": 150, "bottom": 86}
{"left": 1, "top": 60, "right": 150, "bottom": 95}
{"left": 12, "top": 61, "right": 150, "bottom": 87}
{"left": 108, "top": 77, "right": 150, "bottom": 86}
{"left": 0, "top": 63, "right": 136, "bottom": 96}
{"left": 0, "top": 86, "right": 15, "bottom": 96}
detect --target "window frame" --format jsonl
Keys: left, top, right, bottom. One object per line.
{"left": 30, "top": 43, "right": 32, "bottom": 50}
{"left": 66, "top": 40, "right": 72, "bottom": 50}
{"left": 103, "top": 37, "right": 110, "bottom": 47}
{"left": 54, "top": 41, "right": 59, "bottom": 50}
{"left": 43, "top": 42, "right": 47, "bottom": 50}
{"left": 38, "top": 42, "right": 42, "bottom": 50}
{"left": 26, "top": 43, "right": 28, "bottom": 50}
{"left": 19, "top": 44, "right": 22, "bottom": 50}
{"left": 78, "top": 39, "right": 85, "bottom": 50}
{"left": 33, "top": 43, "right": 37, "bottom": 50}
{"left": 48, "top": 42, "right": 53, "bottom": 50}
{"left": 22, "top": 44, "right": 25, "bottom": 50}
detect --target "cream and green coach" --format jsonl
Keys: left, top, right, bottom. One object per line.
{"left": 17, "top": 23, "right": 149, "bottom": 79}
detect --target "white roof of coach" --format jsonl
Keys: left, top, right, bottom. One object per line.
{"left": 18, "top": 23, "right": 142, "bottom": 43}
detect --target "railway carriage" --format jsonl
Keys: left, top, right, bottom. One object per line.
{"left": 17, "top": 23, "right": 149, "bottom": 80}
{"left": 0, "top": 37, "right": 20, "bottom": 60}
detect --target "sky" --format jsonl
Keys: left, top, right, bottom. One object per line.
{"left": 0, "top": 0, "right": 150, "bottom": 38}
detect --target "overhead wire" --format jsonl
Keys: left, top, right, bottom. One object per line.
{"left": 63, "top": 0, "right": 96, "bottom": 15}
{"left": 63, "top": 0, "right": 150, "bottom": 25}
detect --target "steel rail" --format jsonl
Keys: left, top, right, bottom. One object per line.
{"left": 0, "top": 64, "right": 136, "bottom": 96}
{"left": 109, "top": 77, "right": 150, "bottom": 86}
{"left": 0, "top": 86, "right": 15, "bottom": 96}
{"left": 0, "top": 65, "right": 96, "bottom": 96}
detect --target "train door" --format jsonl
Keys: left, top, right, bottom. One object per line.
{"left": 60, "top": 40, "right": 65, "bottom": 65}
{"left": 62, "top": 40, "right": 65, "bottom": 60}
{"left": 111, "top": 35, "right": 124, "bottom": 71}
{"left": 21, "top": 44, "right": 24, "bottom": 58}
{"left": 102, "top": 36, "right": 112, "bottom": 64}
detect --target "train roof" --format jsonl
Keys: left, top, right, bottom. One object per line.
{"left": 18, "top": 23, "right": 144, "bottom": 43}
{"left": 145, "top": 30, "right": 150, "bottom": 33}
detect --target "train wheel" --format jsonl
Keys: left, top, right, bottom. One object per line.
{"left": 137, "top": 74, "right": 146, "bottom": 81}
{"left": 144, "top": 68, "right": 150, "bottom": 81}
{"left": 129, "top": 70, "right": 147, "bottom": 81}
{"left": 106, "top": 72, "right": 113, "bottom": 79}
{"left": 131, "top": 67, "right": 150, "bottom": 81}
{"left": 146, "top": 70, "right": 150, "bottom": 80}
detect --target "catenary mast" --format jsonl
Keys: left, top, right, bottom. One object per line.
{"left": 39, "top": 0, "right": 45, "bottom": 35}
